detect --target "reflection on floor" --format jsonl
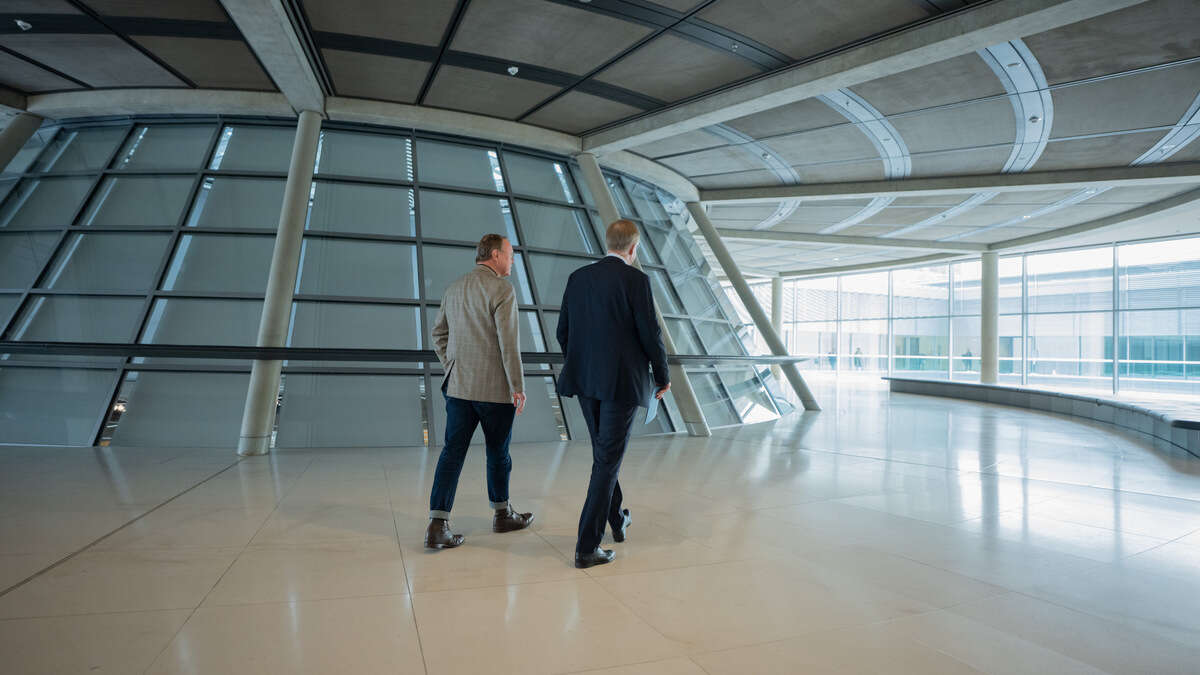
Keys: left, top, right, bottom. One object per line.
{"left": 2, "top": 380, "right": 1199, "bottom": 674}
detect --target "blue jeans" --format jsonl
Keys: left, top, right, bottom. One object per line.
{"left": 429, "top": 393, "right": 516, "bottom": 519}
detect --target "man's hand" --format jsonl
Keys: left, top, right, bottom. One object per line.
{"left": 655, "top": 383, "right": 671, "bottom": 400}
{"left": 513, "top": 392, "right": 527, "bottom": 415}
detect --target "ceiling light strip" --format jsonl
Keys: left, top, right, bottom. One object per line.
{"left": 701, "top": 124, "right": 802, "bottom": 231}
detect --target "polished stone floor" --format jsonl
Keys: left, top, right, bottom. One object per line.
{"left": 2, "top": 380, "right": 1200, "bottom": 674}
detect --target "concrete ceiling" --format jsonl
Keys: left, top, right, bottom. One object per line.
{"left": 0, "top": 0, "right": 1198, "bottom": 277}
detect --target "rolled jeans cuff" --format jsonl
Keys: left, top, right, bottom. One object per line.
{"left": 490, "top": 500, "right": 509, "bottom": 511}
{"left": 429, "top": 509, "right": 452, "bottom": 520}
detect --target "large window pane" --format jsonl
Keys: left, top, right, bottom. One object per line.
{"left": 1118, "top": 309, "right": 1200, "bottom": 396}
{"left": 841, "top": 271, "right": 889, "bottom": 319}
{"left": 892, "top": 265, "right": 948, "bottom": 318}
{"left": 0, "top": 177, "right": 93, "bottom": 229}
{"left": 0, "top": 366, "right": 116, "bottom": 445}
{"left": 1119, "top": 238, "right": 1200, "bottom": 310}
{"left": 187, "top": 177, "right": 285, "bottom": 230}
{"left": 8, "top": 295, "right": 143, "bottom": 343}
{"left": 140, "top": 298, "right": 261, "bottom": 346}
{"left": 674, "top": 274, "right": 721, "bottom": 318}
{"left": 290, "top": 301, "right": 420, "bottom": 349}
{"left": 277, "top": 374, "right": 426, "bottom": 447}
{"left": 689, "top": 371, "right": 739, "bottom": 427}
{"left": 510, "top": 377, "right": 569, "bottom": 443}
{"left": 419, "top": 190, "right": 516, "bottom": 243}
{"left": 950, "top": 257, "right": 1023, "bottom": 316}
{"left": 623, "top": 178, "right": 671, "bottom": 225}
{"left": 719, "top": 366, "right": 778, "bottom": 423}
{"left": 693, "top": 318, "right": 745, "bottom": 355}
{"left": 161, "top": 234, "right": 274, "bottom": 293}
{"left": 792, "top": 320, "right": 837, "bottom": 371}
{"left": 32, "top": 126, "right": 126, "bottom": 173}
{"left": 82, "top": 176, "right": 194, "bottom": 228}
{"left": 893, "top": 317, "right": 948, "bottom": 378}
{"left": 416, "top": 140, "right": 504, "bottom": 192}
{"left": 423, "top": 245, "right": 534, "bottom": 302}
{"left": 841, "top": 319, "right": 888, "bottom": 372}
{"left": 296, "top": 238, "right": 418, "bottom": 299}
{"left": 541, "top": 310, "right": 561, "bottom": 352}
{"left": 648, "top": 268, "right": 680, "bottom": 314}
{"left": 108, "top": 371, "right": 251, "bottom": 447}
{"left": 0, "top": 231, "right": 59, "bottom": 289}
{"left": 527, "top": 253, "right": 589, "bottom": 306}
{"left": 138, "top": 297, "right": 261, "bottom": 366}
{"left": 514, "top": 200, "right": 595, "bottom": 253}
{"left": 570, "top": 165, "right": 595, "bottom": 206}
{"left": 1027, "top": 312, "right": 1112, "bottom": 390}
{"left": 41, "top": 233, "right": 171, "bottom": 292}
{"left": 604, "top": 174, "right": 635, "bottom": 218}
{"left": 308, "top": 182, "right": 414, "bottom": 236}
{"left": 316, "top": 129, "right": 412, "bottom": 181}
{"left": 793, "top": 277, "right": 837, "bottom": 321}
{"left": 209, "top": 125, "right": 294, "bottom": 172}
{"left": 503, "top": 153, "right": 578, "bottom": 203}
{"left": 113, "top": 125, "right": 214, "bottom": 171}
{"left": 666, "top": 318, "right": 702, "bottom": 354}
{"left": 1027, "top": 248, "right": 1112, "bottom": 314}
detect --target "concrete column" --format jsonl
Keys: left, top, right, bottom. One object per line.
{"left": 575, "top": 153, "right": 711, "bottom": 437}
{"left": 0, "top": 112, "right": 43, "bottom": 172}
{"left": 237, "top": 109, "right": 322, "bottom": 456}
{"left": 770, "top": 276, "right": 784, "bottom": 381}
{"left": 980, "top": 251, "right": 999, "bottom": 384}
{"left": 687, "top": 202, "right": 820, "bottom": 411}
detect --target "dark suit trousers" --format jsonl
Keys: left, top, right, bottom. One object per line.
{"left": 575, "top": 396, "right": 637, "bottom": 555}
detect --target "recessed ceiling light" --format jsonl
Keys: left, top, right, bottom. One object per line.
{"left": 731, "top": 43, "right": 740, "bottom": 51}
{"left": 761, "top": 152, "right": 770, "bottom": 159}
{"left": 1022, "top": 215, "right": 1031, "bottom": 219}
{"left": 1028, "top": 115, "right": 1040, "bottom": 123}
{"left": 1007, "top": 62, "right": 1021, "bottom": 68}
{"left": 1163, "top": 144, "right": 1176, "bottom": 149}
{"left": 15, "top": 19, "right": 31, "bottom": 31}
{"left": 506, "top": 65, "right": 519, "bottom": 76}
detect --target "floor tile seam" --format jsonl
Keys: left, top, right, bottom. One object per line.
{"left": 578, "top": 573, "right": 690, "bottom": 658}
{"left": 0, "top": 458, "right": 249, "bottom": 601}
{"left": 1002, "top": 585, "right": 1200, "bottom": 655}
{"left": 199, "top": 589, "right": 413, "bottom": 611}
{"left": 552, "top": 654, "right": 712, "bottom": 675}
{"left": 946, "top": 514, "right": 1175, "bottom": 561}
{"left": 384, "top": 460, "right": 431, "bottom": 675}
{"left": 0, "top": 605, "right": 196, "bottom": 623}
{"left": 980, "top": 508, "right": 1185, "bottom": 543}
{"left": 406, "top": 574, "right": 602, "bottom": 601}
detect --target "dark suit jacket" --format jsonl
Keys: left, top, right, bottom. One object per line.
{"left": 556, "top": 256, "right": 669, "bottom": 406}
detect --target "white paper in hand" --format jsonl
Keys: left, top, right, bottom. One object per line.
{"left": 645, "top": 392, "right": 659, "bottom": 425}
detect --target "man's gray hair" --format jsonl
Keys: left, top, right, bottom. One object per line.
{"left": 606, "top": 219, "right": 640, "bottom": 253}
{"left": 475, "top": 233, "right": 507, "bottom": 262}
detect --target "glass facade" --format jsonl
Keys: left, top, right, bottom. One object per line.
{"left": 726, "top": 236, "right": 1200, "bottom": 397}
{"left": 0, "top": 118, "right": 774, "bottom": 448}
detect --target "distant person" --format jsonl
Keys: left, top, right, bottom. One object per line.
{"left": 827, "top": 349, "right": 837, "bottom": 370}
{"left": 557, "top": 220, "right": 670, "bottom": 569}
{"left": 425, "top": 234, "right": 533, "bottom": 549}
{"left": 854, "top": 347, "right": 864, "bottom": 370}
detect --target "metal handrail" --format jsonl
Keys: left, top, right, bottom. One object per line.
{"left": 0, "top": 341, "right": 812, "bottom": 366}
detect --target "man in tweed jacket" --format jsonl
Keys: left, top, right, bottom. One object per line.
{"left": 425, "top": 234, "right": 534, "bottom": 549}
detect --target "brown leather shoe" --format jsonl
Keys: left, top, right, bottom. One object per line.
{"left": 493, "top": 505, "right": 534, "bottom": 533}
{"left": 424, "top": 518, "right": 464, "bottom": 549}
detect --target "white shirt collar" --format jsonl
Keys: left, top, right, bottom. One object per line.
{"left": 604, "top": 253, "right": 630, "bottom": 265}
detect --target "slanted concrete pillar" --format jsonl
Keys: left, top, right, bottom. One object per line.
{"left": 688, "top": 202, "right": 820, "bottom": 411}
{"left": 980, "top": 251, "right": 999, "bottom": 384}
{"left": 770, "top": 276, "right": 784, "bottom": 381}
{"left": 0, "top": 112, "right": 43, "bottom": 172}
{"left": 237, "top": 109, "right": 322, "bottom": 456}
{"left": 575, "top": 153, "right": 711, "bottom": 437}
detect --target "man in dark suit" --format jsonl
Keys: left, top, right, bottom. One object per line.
{"left": 557, "top": 219, "right": 671, "bottom": 569}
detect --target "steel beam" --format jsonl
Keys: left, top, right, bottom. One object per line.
{"left": 716, "top": 227, "right": 987, "bottom": 252}
{"left": 582, "top": 0, "right": 1148, "bottom": 153}
{"left": 220, "top": 0, "right": 326, "bottom": 114}
{"left": 701, "top": 163, "right": 1200, "bottom": 204}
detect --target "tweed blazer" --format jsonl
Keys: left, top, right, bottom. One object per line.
{"left": 432, "top": 264, "right": 524, "bottom": 404}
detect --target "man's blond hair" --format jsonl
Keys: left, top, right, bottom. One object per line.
{"left": 606, "top": 219, "right": 640, "bottom": 253}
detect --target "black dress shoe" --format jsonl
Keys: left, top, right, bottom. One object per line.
{"left": 424, "top": 518, "right": 465, "bottom": 550}
{"left": 574, "top": 547, "right": 615, "bottom": 569}
{"left": 611, "top": 508, "right": 632, "bottom": 543}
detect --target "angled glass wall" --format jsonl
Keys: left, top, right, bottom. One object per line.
{"left": 0, "top": 117, "right": 776, "bottom": 448}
